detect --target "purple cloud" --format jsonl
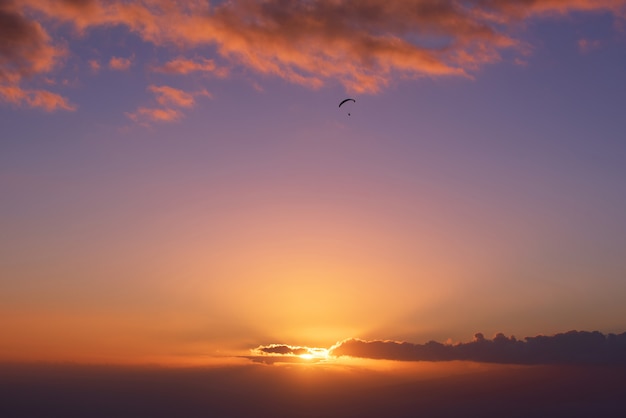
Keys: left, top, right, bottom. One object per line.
{"left": 329, "top": 330, "right": 626, "bottom": 365}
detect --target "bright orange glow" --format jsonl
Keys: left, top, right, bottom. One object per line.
{"left": 2, "top": 0, "right": 626, "bottom": 368}
{"left": 306, "top": 348, "right": 330, "bottom": 360}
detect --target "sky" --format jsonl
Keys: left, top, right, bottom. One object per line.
{"left": 2, "top": 0, "right": 626, "bottom": 366}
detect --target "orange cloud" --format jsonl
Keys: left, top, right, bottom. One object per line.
{"left": 0, "top": 1, "right": 73, "bottom": 110}
{"left": 126, "top": 106, "right": 182, "bottom": 123}
{"left": 16, "top": 0, "right": 625, "bottom": 94}
{"left": 153, "top": 56, "right": 228, "bottom": 76}
{"left": 109, "top": 56, "right": 132, "bottom": 70}
{"left": 147, "top": 85, "right": 211, "bottom": 108}
{"left": 148, "top": 85, "right": 195, "bottom": 108}
{"left": 0, "top": 1, "right": 64, "bottom": 83}
{"left": 476, "top": 0, "right": 626, "bottom": 19}
{"left": 2, "top": 0, "right": 623, "bottom": 117}
{"left": 126, "top": 84, "right": 211, "bottom": 125}
{"left": 0, "top": 84, "right": 75, "bottom": 111}
{"left": 88, "top": 59, "right": 101, "bottom": 72}
{"left": 204, "top": 1, "right": 475, "bottom": 92}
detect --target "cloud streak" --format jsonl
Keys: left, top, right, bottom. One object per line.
{"left": 126, "top": 106, "right": 182, "bottom": 124}
{"left": 0, "top": 84, "right": 75, "bottom": 111}
{"left": 250, "top": 344, "right": 330, "bottom": 363}
{"left": 153, "top": 56, "right": 228, "bottom": 76}
{"left": 125, "top": 84, "right": 211, "bottom": 125}
{"left": 255, "top": 344, "right": 311, "bottom": 356}
{"left": 108, "top": 56, "right": 133, "bottom": 71}
{"left": 148, "top": 85, "right": 210, "bottom": 108}
{"left": 329, "top": 330, "right": 626, "bottom": 365}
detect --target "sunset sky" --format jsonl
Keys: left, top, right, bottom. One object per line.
{"left": 2, "top": 0, "right": 626, "bottom": 366}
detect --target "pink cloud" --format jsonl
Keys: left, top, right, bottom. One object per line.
{"left": 125, "top": 106, "right": 182, "bottom": 123}
{"left": 328, "top": 330, "right": 626, "bottom": 365}
{"left": 126, "top": 84, "right": 211, "bottom": 125}
{"left": 477, "top": 0, "right": 626, "bottom": 19}
{"left": 108, "top": 56, "right": 132, "bottom": 71}
{"left": 578, "top": 38, "right": 602, "bottom": 53}
{"left": 153, "top": 56, "right": 228, "bottom": 77}
{"left": 88, "top": 59, "right": 101, "bottom": 72}
{"left": 148, "top": 85, "right": 196, "bottom": 108}
{"left": 514, "top": 57, "right": 529, "bottom": 66}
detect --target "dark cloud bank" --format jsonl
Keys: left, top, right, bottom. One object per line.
{"left": 2, "top": 330, "right": 626, "bottom": 417}
{"left": 330, "top": 330, "right": 626, "bottom": 365}
{"left": 2, "top": 360, "right": 626, "bottom": 417}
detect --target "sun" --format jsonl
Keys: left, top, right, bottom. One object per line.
{"left": 252, "top": 344, "right": 332, "bottom": 363}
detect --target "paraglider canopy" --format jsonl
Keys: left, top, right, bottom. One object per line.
{"left": 338, "top": 98, "right": 355, "bottom": 108}
{"left": 339, "top": 98, "right": 355, "bottom": 116}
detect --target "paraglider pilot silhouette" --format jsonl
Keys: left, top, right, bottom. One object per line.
{"left": 339, "top": 98, "right": 355, "bottom": 116}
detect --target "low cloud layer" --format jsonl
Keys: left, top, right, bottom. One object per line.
{"left": 329, "top": 330, "right": 626, "bottom": 365}
{"left": 248, "top": 344, "right": 330, "bottom": 364}
{"left": 3, "top": 360, "right": 626, "bottom": 418}
{"left": 2, "top": 0, "right": 626, "bottom": 112}
{"left": 253, "top": 344, "right": 328, "bottom": 357}
{"left": 255, "top": 344, "right": 311, "bottom": 356}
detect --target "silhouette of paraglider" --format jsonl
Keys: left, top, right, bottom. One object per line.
{"left": 339, "top": 98, "right": 355, "bottom": 116}
{"left": 339, "top": 98, "right": 355, "bottom": 107}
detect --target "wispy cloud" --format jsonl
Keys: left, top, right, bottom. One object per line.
{"left": 108, "top": 56, "right": 133, "bottom": 71}
{"left": 578, "top": 38, "right": 602, "bottom": 53}
{"left": 250, "top": 344, "right": 330, "bottom": 363}
{"left": 153, "top": 57, "right": 228, "bottom": 77}
{"left": 329, "top": 330, "right": 626, "bottom": 365}
{"left": 253, "top": 343, "right": 327, "bottom": 356}
{"left": 88, "top": 59, "right": 101, "bottom": 73}
{"left": 125, "top": 106, "right": 182, "bottom": 124}
{"left": 126, "top": 84, "right": 211, "bottom": 125}
{"left": 147, "top": 85, "right": 210, "bottom": 108}
{"left": 0, "top": 84, "right": 75, "bottom": 111}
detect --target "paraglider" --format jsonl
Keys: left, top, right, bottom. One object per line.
{"left": 339, "top": 98, "right": 355, "bottom": 116}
